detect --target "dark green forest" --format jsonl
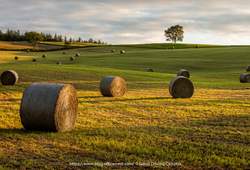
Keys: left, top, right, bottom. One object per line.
{"left": 0, "top": 28, "right": 107, "bottom": 44}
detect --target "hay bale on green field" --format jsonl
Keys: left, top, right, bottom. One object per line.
{"left": 196, "top": 45, "right": 199, "bottom": 48}
{"left": 120, "top": 50, "right": 125, "bottom": 54}
{"left": 111, "top": 50, "right": 115, "bottom": 53}
{"left": 15, "top": 56, "right": 18, "bottom": 60}
{"left": 27, "top": 50, "right": 30, "bottom": 53}
{"left": 169, "top": 76, "right": 194, "bottom": 98}
{"left": 240, "top": 73, "right": 250, "bottom": 83}
{"left": 57, "top": 62, "right": 61, "bottom": 65}
{"left": 145, "top": 68, "right": 153, "bottom": 72}
{"left": 1, "top": 70, "right": 18, "bottom": 85}
{"left": 177, "top": 69, "right": 190, "bottom": 78}
{"left": 246, "top": 65, "right": 250, "bottom": 71}
{"left": 32, "top": 58, "right": 36, "bottom": 62}
{"left": 63, "top": 52, "right": 66, "bottom": 54}
{"left": 100, "top": 76, "right": 126, "bottom": 97}
{"left": 76, "top": 53, "right": 80, "bottom": 57}
{"left": 42, "top": 54, "right": 46, "bottom": 58}
{"left": 70, "top": 57, "right": 74, "bottom": 60}
{"left": 171, "top": 46, "right": 174, "bottom": 49}
{"left": 20, "top": 83, "right": 78, "bottom": 132}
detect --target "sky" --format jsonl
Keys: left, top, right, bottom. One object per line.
{"left": 1, "top": 0, "right": 250, "bottom": 45}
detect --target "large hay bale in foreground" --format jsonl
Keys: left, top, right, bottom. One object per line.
{"left": 42, "top": 54, "right": 46, "bottom": 58}
{"left": 100, "top": 76, "right": 126, "bottom": 97}
{"left": 169, "top": 76, "right": 194, "bottom": 98}
{"left": 76, "top": 53, "right": 80, "bottom": 57}
{"left": 177, "top": 69, "right": 190, "bottom": 78}
{"left": 1, "top": 70, "right": 18, "bottom": 85}
{"left": 145, "top": 68, "right": 153, "bottom": 72}
{"left": 120, "top": 50, "right": 125, "bottom": 54}
{"left": 20, "top": 83, "right": 78, "bottom": 132}
{"left": 240, "top": 73, "right": 250, "bottom": 83}
{"left": 246, "top": 65, "right": 250, "bottom": 71}
{"left": 15, "top": 56, "right": 18, "bottom": 60}
{"left": 70, "top": 57, "right": 75, "bottom": 60}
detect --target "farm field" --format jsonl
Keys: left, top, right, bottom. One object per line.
{"left": 0, "top": 44, "right": 250, "bottom": 169}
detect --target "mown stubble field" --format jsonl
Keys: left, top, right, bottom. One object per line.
{"left": 0, "top": 44, "right": 249, "bottom": 169}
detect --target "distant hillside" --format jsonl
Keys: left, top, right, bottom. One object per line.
{"left": 114, "top": 43, "right": 227, "bottom": 49}
{"left": 0, "top": 41, "right": 107, "bottom": 51}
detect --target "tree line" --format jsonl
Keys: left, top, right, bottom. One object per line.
{"left": 0, "top": 28, "right": 107, "bottom": 44}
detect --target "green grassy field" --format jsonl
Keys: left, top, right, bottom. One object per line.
{"left": 0, "top": 44, "right": 250, "bottom": 169}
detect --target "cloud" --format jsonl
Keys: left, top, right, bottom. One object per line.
{"left": 0, "top": 0, "right": 250, "bottom": 44}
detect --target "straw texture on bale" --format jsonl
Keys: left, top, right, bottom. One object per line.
{"left": 145, "top": 68, "right": 153, "bottom": 72}
{"left": 57, "top": 62, "right": 61, "bottom": 65}
{"left": 20, "top": 83, "right": 78, "bottom": 132}
{"left": 169, "top": 76, "right": 194, "bottom": 98}
{"left": 15, "top": 56, "right": 18, "bottom": 60}
{"left": 246, "top": 65, "right": 250, "bottom": 71}
{"left": 42, "top": 54, "right": 46, "bottom": 58}
{"left": 63, "top": 52, "right": 66, "bottom": 54}
{"left": 111, "top": 49, "right": 115, "bottom": 53}
{"left": 70, "top": 57, "right": 74, "bottom": 60}
{"left": 32, "top": 58, "right": 36, "bottom": 62}
{"left": 100, "top": 76, "right": 126, "bottom": 97}
{"left": 240, "top": 73, "right": 250, "bottom": 83}
{"left": 177, "top": 69, "right": 190, "bottom": 78}
{"left": 1, "top": 70, "right": 18, "bottom": 85}
{"left": 76, "top": 53, "right": 80, "bottom": 57}
{"left": 120, "top": 50, "right": 125, "bottom": 54}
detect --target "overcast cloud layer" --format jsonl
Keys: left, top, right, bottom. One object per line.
{"left": 1, "top": 0, "right": 250, "bottom": 45}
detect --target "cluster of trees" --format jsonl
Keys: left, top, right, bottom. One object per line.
{"left": 0, "top": 28, "right": 107, "bottom": 44}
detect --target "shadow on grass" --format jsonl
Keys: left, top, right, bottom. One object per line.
{"left": 78, "top": 96, "right": 172, "bottom": 103}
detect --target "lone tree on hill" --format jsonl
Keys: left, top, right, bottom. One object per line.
{"left": 164, "top": 25, "right": 184, "bottom": 43}
{"left": 25, "top": 31, "right": 44, "bottom": 50}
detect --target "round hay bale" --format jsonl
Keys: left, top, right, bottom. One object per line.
{"left": 32, "top": 58, "right": 36, "bottom": 62}
{"left": 240, "top": 73, "right": 250, "bottom": 83}
{"left": 63, "top": 51, "right": 66, "bottom": 54}
{"left": 76, "top": 53, "right": 80, "bottom": 57}
{"left": 177, "top": 69, "right": 190, "bottom": 78}
{"left": 196, "top": 45, "right": 199, "bottom": 48}
{"left": 42, "top": 54, "right": 46, "bottom": 58}
{"left": 100, "top": 76, "right": 126, "bottom": 97}
{"left": 145, "top": 68, "right": 153, "bottom": 72}
{"left": 171, "top": 46, "right": 175, "bottom": 49}
{"left": 70, "top": 57, "right": 74, "bottom": 60}
{"left": 120, "top": 50, "right": 125, "bottom": 54}
{"left": 20, "top": 83, "right": 78, "bottom": 132}
{"left": 246, "top": 65, "right": 250, "bottom": 71}
{"left": 27, "top": 49, "right": 30, "bottom": 53}
{"left": 15, "top": 56, "right": 18, "bottom": 60}
{"left": 1, "top": 70, "right": 18, "bottom": 85}
{"left": 57, "top": 62, "right": 61, "bottom": 65}
{"left": 169, "top": 76, "right": 194, "bottom": 98}
{"left": 165, "top": 47, "right": 168, "bottom": 50}
{"left": 111, "top": 49, "right": 115, "bottom": 53}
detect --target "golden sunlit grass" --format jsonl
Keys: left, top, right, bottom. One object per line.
{"left": 0, "top": 41, "right": 33, "bottom": 51}
{"left": 0, "top": 46, "right": 250, "bottom": 169}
